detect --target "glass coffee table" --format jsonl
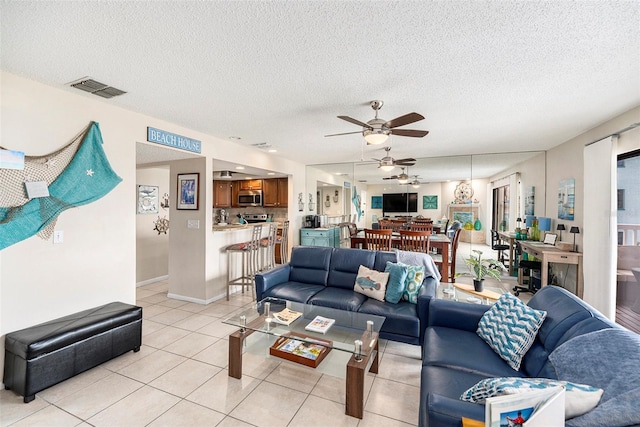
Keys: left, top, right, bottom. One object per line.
{"left": 223, "top": 298, "right": 385, "bottom": 419}
{"left": 438, "top": 282, "right": 507, "bottom": 304}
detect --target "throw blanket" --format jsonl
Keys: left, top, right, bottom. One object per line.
{"left": 394, "top": 249, "right": 442, "bottom": 282}
{"left": 549, "top": 328, "right": 640, "bottom": 427}
{"left": 0, "top": 122, "right": 122, "bottom": 250}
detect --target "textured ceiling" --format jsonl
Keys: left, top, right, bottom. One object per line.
{"left": 2, "top": 1, "right": 639, "bottom": 179}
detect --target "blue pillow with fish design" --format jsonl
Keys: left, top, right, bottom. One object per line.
{"left": 354, "top": 265, "right": 389, "bottom": 302}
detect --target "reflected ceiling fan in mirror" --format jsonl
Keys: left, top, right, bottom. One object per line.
{"left": 383, "top": 167, "right": 410, "bottom": 184}
{"left": 409, "top": 175, "right": 428, "bottom": 188}
{"left": 373, "top": 147, "right": 416, "bottom": 171}
{"left": 325, "top": 100, "right": 429, "bottom": 145}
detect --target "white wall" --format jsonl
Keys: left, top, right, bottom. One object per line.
{"left": 0, "top": 72, "right": 307, "bottom": 377}
{"left": 136, "top": 167, "right": 170, "bottom": 283}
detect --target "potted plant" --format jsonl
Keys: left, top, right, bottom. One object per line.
{"left": 457, "top": 250, "right": 506, "bottom": 292}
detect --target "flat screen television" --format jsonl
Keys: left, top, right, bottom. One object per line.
{"left": 383, "top": 192, "right": 418, "bottom": 213}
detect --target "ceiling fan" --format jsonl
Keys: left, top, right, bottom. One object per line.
{"left": 325, "top": 100, "right": 429, "bottom": 145}
{"left": 383, "top": 167, "right": 410, "bottom": 184}
{"left": 408, "top": 175, "right": 428, "bottom": 188}
{"left": 372, "top": 147, "right": 415, "bottom": 171}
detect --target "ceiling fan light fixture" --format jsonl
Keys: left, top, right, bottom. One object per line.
{"left": 411, "top": 180, "right": 421, "bottom": 188}
{"left": 379, "top": 164, "right": 395, "bottom": 172}
{"left": 363, "top": 129, "right": 389, "bottom": 145}
{"left": 397, "top": 177, "right": 409, "bottom": 184}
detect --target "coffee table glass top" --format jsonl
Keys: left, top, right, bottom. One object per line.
{"left": 438, "top": 282, "right": 507, "bottom": 304}
{"left": 223, "top": 297, "right": 385, "bottom": 355}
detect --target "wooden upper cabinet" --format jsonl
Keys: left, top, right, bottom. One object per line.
{"left": 239, "top": 179, "right": 263, "bottom": 190}
{"left": 231, "top": 181, "right": 240, "bottom": 207}
{"left": 263, "top": 178, "right": 288, "bottom": 207}
{"left": 213, "top": 180, "right": 232, "bottom": 207}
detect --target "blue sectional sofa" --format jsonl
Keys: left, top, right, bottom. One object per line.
{"left": 255, "top": 246, "right": 439, "bottom": 345}
{"left": 419, "top": 285, "right": 640, "bottom": 427}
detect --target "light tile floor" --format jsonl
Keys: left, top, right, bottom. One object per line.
{"left": 1, "top": 280, "right": 422, "bottom": 427}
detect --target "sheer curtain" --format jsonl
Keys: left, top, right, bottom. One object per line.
{"left": 583, "top": 136, "right": 617, "bottom": 319}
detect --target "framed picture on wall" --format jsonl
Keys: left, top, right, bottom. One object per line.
{"left": 371, "top": 196, "right": 382, "bottom": 209}
{"left": 423, "top": 195, "right": 438, "bottom": 209}
{"left": 137, "top": 185, "right": 159, "bottom": 214}
{"left": 177, "top": 173, "right": 199, "bottom": 210}
{"left": 558, "top": 179, "right": 575, "bottom": 220}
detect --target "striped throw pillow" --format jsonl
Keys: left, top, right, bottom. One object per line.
{"left": 476, "top": 293, "right": 547, "bottom": 370}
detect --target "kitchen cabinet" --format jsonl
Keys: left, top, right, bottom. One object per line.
{"left": 231, "top": 181, "right": 240, "bottom": 207}
{"left": 263, "top": 178, "right": 288, "bottom": 207}
{"left": 239, "top": 179, "right": 263, "bottom": 190}
{"left": 300, "top": 228, "right": 340, "bottom": 248}
{"left": 213, "top": 180, "right": 232, "bottom": 207}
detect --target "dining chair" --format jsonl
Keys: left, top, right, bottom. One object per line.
{"left": 364, "top": 228, "right": 393, "bottom": 251}
{"left": 379, "top": 219, "right": 392, "bottom": 230}
{"left": 409, "top": 222, "right": 433, "bottom": 233}
{"left": 432, "top": 228, "right": 462, "bottom": 282}
{"left": 399, "top": 230, "right": 431, "bottom": 252}
{"left": 389, "top": 220, "right": 405, "bottom": 232}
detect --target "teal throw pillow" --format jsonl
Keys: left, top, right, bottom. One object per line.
{"left": 398, "top": 262, "right": 425, "bottom": 304}
{"left": 476, "top": 293, "right": 547, "bottom": 371}
{"left": 384, "top": 261, "right": 409, "bottom": 304}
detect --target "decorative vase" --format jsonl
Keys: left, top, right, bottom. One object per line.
{"left": 474, "top": 219, "right": 482, "bottom": 231}
{"left": 473, "top": 279, "right": 484, "bottom": 292}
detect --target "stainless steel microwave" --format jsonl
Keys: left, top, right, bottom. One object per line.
{"left": 238, "top": 190, "right": 263, "bottom": 207}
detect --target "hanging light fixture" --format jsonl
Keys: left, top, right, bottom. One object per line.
{"left": 363, "top": 127, "right": 390, "bottom": 145}
{"left": 411, "top": 179, "right": 421, "bottom": 189}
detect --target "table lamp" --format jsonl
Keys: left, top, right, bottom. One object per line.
{"left": 556, "top": 224, "right": 565, "bottom": 241}
{"left": 538, "top": 217, "right": 551, "bottom": 241}
{"left": 570, "top": 226, "right": 580, "bottom": 252}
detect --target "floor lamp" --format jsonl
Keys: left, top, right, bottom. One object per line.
{"left": 570, "top": 226, "right": 580, "bottom": 252}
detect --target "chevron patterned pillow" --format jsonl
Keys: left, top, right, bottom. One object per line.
{"left": 476, "top": 293, "right": 547, "bottom": 371}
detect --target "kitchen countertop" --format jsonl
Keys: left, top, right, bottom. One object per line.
{"left": 212, "top": 221, "right": 283, "bottom": 231}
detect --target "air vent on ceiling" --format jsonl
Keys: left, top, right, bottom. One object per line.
{"left": 70, "top": 78, "right": 127, "bottom": 99}
{"left": 251, "top": 142, "right": 272, "bottom": 149}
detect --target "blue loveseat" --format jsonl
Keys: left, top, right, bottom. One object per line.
{"left": 255, "top": 246, "right": 439, "bottom": 345}
{"left": 419, "top": 285, "right": 640, "bottom": 427}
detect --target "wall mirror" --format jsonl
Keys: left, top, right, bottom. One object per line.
{"left": 306, "top": 151, "right": 546, "bottom": 260}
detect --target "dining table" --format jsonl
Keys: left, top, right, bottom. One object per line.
{"left": 350, "top": 231, "right": 451, "bottom": 281}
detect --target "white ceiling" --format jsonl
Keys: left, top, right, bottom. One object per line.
{"left": 2, "top": 1, "right": 639, "bottom": 181}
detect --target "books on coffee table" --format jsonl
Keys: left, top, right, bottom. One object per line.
{"left": 271, "top": 308, "right": 302, "bottom": 325}
{"left": 269, "top": 332, "right": 332, "bottom": 368}
{"left": 304, "top": 315, "right": 336, "bottom": 334}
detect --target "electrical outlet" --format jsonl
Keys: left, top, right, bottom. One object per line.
{"left": 53, "top": 230, "right": 64, "bottom": 244}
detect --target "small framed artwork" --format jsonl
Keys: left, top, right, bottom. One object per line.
{"left": 371, "top": 196, "right": 382, "bottom": 209}
{"left": 177, "top": 173, "right": 199, "bottom": 210}
{"left": 543, "top": 233, "right": 557, "bottom": 245}
{"left": 423, "top": 195, "right": 438, "bottom": 209}
{"left": 137, "top": 185, "right": 159, "bottom": 214}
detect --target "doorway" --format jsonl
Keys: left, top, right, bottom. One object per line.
{"left": 492, "top": 185, "right": 510, "bottom": 232}
{"left": 615, "top": 149, "right": 640, "bottom": 333}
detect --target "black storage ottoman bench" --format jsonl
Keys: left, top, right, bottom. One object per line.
{"left": 3, "top": 301, "right": 142, "bottom": 402}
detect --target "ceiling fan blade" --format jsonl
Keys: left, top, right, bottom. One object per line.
{"left": 390, "top": 129, "right": 429, "bottom": 138}
{"left": 394, "top": 158, "right": 416, "bottom": 166}
{"left": 383, "top": 176, "right": 398, "bottom": 180}
{"left": 385, "top": 112, "right": 424, "bottom": 128}
{"left": 324, "top": 131, "right": 363, "bottom": 137}
{"left": 338, "top": 116, "right": 372, "bottom": 129}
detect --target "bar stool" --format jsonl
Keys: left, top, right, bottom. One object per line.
{"left": 278, "top": 220, "right": 290, "bottom": 264}
{"left": 226, "top": 224, "right": 262, "bottom": 300}
{"left": 260, "top": 223, "right": 278, "bottom": 271}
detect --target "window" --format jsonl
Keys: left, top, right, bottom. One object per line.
{"left": 617, "top": 189, "right": 625, "bottom": 210}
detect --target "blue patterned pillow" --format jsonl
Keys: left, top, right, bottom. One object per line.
{"left": 476, "top": 293, "right": 547, "bottom": 370}
{"left": 384, "top": 261, "right": 409, "bottom": 304}
{"left": 398, "top": 262, "right": 425, "bottom": 304}
{"left": 461, "top": 377, "right": 603, "bottom": 419}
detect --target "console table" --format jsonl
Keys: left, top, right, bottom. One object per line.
{"left": 519, "top": 240, "right": 584, "bottom": 298}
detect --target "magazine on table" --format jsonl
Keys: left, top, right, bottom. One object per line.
{"left": 304, "top": 315, "right": 336, "bottom": 334}
{"left": 275, "top": 337, "right": 328, "bottom": 360}
{"left": 485, "top": 386, "right": 565, "bottom": 427}
{"left": 270, "top": 308, "right": 302, "bottom": 325}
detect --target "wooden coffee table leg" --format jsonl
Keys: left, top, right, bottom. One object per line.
{"left": 228, "top": 331, "right": 244, "bottom": 379}
{"left": 369, "top": 337, "right": 379, "bottom": 374}
{"left": 345, "top": 355, "right": 366, "bottom": 419}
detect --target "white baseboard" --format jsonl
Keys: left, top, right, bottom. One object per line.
{"left": 136, "top": 275, "right": 169, "bottom": 287}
